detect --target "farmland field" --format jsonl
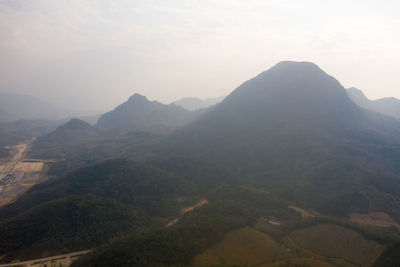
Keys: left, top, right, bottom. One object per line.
{"left": 193, "top": 227, "right": 290, "bottom": 266}
{"left": 261, "top": 257, "right": 335, "bottom": 267}
{"left": 350, "top": 212, "right": 400, "bottom": 231}
{"left": 15, "top": 162, "right": 43, "bottom": 173}
{"left": 289, "top": 224, "right": 385, "bottom": 266}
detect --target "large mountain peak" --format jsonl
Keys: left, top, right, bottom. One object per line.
{"left": 128, "top": 93, "right": 150, "bottom": 104}
{"left": 268, "top": 60, "right": 323, "bottom": 74}
{"left": 227, "top": 61, "right": 345, "bottom": 100}
{"left": 211, "top": 61, "right": 361, "bottom": 129}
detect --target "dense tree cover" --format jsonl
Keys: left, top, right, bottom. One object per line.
{"left": 0, "top": 159, "right": 201, "bottom": 261}
{"left": 72, "top": 185, "right": 299, "bottom": 267}
{"left": 148, "top": 157, "right": 238, "bottom": 190}
{"left": 28, "top": 119, "right": 104, "bottom": 160}
{"left": 0, "top": 195, "right": 146, "bottom": 261}
{"left": 374, "top": 243, "right": 400, "bottom": 267}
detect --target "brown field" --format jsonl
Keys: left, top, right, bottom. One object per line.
{"left": 254, "top": 219, "right": 286, "bottom": 242}
{"left": 193, "top": 227, "right": 290, "bottom": 266}
{"left": 181, "top": 199, "right": 208, "bottom": 215}
{"left": 288, "top": 205, "right": 315, "bottom": 218}
{"left": 261, "top": 257, "right": 335, "bottom": 267}
{"left": 350, "top": 212, "right": 400, "bottom": 231}
{"left": 289, "top": 224, "right": 385, "bottom": 267}
{"left": 15, "top": 162, "right": 43, "bottom": 173}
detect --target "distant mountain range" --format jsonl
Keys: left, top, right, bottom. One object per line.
{"left": 0, "top": 92, "right": 103, "bottom": 123}
{"left": 0, "top": 92, "right": 71, "bottom": 121}
{"left": 96, "top": 93, "right": 205, "bottom": 134}
{"left": 347, "top": 87, "right": 400, "bottom": 119}
{"left": 172, "top": 96, "right": 225, "bottom": 111}
{"left": 29, "top": 94, "right": 210, "bottom": 160}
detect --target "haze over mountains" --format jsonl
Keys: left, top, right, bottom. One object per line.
{"left": 172, "top": 96, "right": 225, "bottom": 111}
{"left": 347, "top": 87, "right": 400, "bottom": 119}
{"left": 0, "top": 92, "right": 85, "bottom": 122}
{"left": 2, "top": 61, "right": 400, "bottom": 266}
{"left": 96, "top": 93, "right": 206, "bottom": 135}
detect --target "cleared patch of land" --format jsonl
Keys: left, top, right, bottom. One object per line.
{"left": 14, "top": 162, "right": 43, "bottom": 173}
{"left": 0, "top": 143, "right": 46, "bottom": 206}
{"left": 289, "top": 224, "right": 385, "bottom": 267}
{"left": 193, "top": 226, "right": 290, "bottom": 266}
{"left": 288, "top": 205, "right": 315, "bottom": 218}
{"left": 350, "top": 212, "right": 400, "bottom": 231}
{"left": 181, "top": 199, "right": 208, "bottom": 215}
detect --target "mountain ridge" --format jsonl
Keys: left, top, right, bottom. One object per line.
{"left": 96, "top": 93, "right": 203, "bottom": 134}
{"left": 347, "top": 87, "right": 400, "bottom": 119}
{"left": 172, "top": 96, "right": 225, "bottom": 111}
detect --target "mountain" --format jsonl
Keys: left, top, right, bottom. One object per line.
{"left": 29, "top": 119, "right": 103, "bottom": 159}
{"left": 347, "top": 87, "right": 400, "bottom": 119}
{"left": 172, "top": 96, "right": 225, "bottom": 111}
{"left": 96, "top": 94, "right": 202, "bottom": 135}
{"left": 3, "top": 61, "right": 400, "bottom": 265}
{"left": 72, "top": 62, "right": 400, "bottom": 265}
{"left": 168, "top": 61, "right": 366, "bottom": 161}
{"left": 159, "top": 61, "right": 400, "bottom": 218}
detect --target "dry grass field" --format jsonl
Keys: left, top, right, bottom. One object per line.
{"left": 193, "top": 227, "right": 290, "bottom": 266}
{"left": 254, "top": 219, "right": 286, "bottom": 242}
{"left": 350, "top": 212, "right": 400, "bottom": 231}
{"left": 289, "top": 224, "right": 385, "bottom": 267}
{"left": 261, "top": 257, "right": 335, "bottom": 267}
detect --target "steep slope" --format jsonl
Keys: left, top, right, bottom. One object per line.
{"left": 168, "top": 61, "right": 365, "bottom": 163}
{"left": 96, "top": 94, "right": 200, "bottom": 134}
{"left": 347, "top": 87, "right": 400, "bottom": 119}
{"left": 162, "top": 61, "right": 400, "bottom": 218}
{"left": 172, "top": 96, "right": 225, "bottom": 111}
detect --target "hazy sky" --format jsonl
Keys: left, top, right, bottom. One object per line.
{"left": 0, "top": 0, "right": 399, "bottom": 111}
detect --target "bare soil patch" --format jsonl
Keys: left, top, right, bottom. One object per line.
{"left": 350, "top": 212, "right": 400, "bottom": 231}
{"left": 288, "top": 205, "right": 315, "bottom": 218}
